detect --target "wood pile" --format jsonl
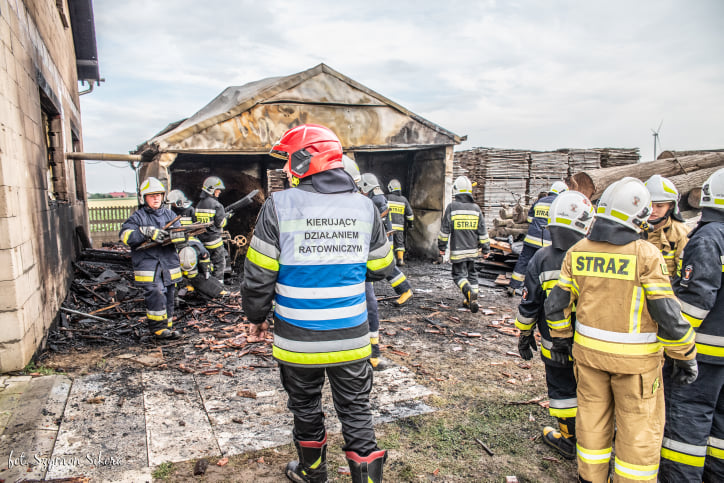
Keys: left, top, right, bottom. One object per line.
{"left": 488, "top": 204, "right": 531, "bottom": 239}
{"left": 567, "top": 151, "right": 724, "bottom": 207}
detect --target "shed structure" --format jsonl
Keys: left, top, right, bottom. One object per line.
{"left": 134, "top": 64, "right": 463, "bottom": 258}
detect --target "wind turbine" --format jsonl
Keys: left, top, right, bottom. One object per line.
{"left": 651, "top": 120, "right": 663, "bottom": 160}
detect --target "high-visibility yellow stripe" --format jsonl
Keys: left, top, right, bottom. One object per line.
{"left": 390, "top": 273, "right": 406, "bottom": 288}
{"left": 524, "top": 235, "right": 545, "bottom": 247}
{"left": 121, "top": 229, "right": 133, "bottom": 245}
{"left": 205, "top": 239, "right": 224, "bottom": 249}
{"left": 614, "top": 457, "right": 659, "bottom": 480}
{"left": 577, "top": 444, "right": 611, "bottom": 465}
{"left": 661, "top": 448, "right": 705, "bottom": 467}
{"left": 367, "top": 248, "right": 393, "bottom": 272}
{"left": 170, "top": 271, "right": 182, "bottom": 281}
{"left": 515, "top": 317, "right": 535, "bottom": 331}
{"left": 574, "top": 332, "right": 661, "bottom": 355}
{"left": 549, "top": 407, "right": 577, "bottom": 418}
{"left": 682, "top": 312, "right": 703, "bottom": 328}
{"left": 629, "top": 287, "right": 644, "bottom": 333}
{"left": 147, "top": 312, "right": 167, "bottom": 321}
{"left": 548, "top": 317, "right": 572, "bottom": 330}
{"left": 659, "top": 326, "right": 695, "bottom": 347}
{"left": 554, "top": 217, "right": 572, "bottom": 225}
{"left": 541, "top": 280, "right": 557, "bottom": 295}
{"left": 708, "top": 445, "right": 724, "bottom": 460}
{"left": 696, "top": 343, "right": 724, "bottom": 357}
{"left": 512, "top": 272, "right": 525, "bottom": 282}
{"left": 272, "top": 344, "right": 371, "bottom": 366}
{"left": 246, "top": 247, "right": 280, "bottom": 272}
{"left": 135, "top": 275, "right": 155, "bottom": 282}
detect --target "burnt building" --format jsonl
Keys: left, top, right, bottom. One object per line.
{"left": 0, "top": 0, "right": 100, "bottom": 371}
{"left": 134, "top": 64, "right": 463, "bottom": 258}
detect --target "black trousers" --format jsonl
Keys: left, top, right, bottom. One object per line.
{"left": 452, "top": 260, "right": 477, "bottom": 289}
{"left": 208, "top": 245, "right": 226, "bottom": 282}
{"left": 510, "top": 244, "right": 539, "bottom": 289}
{"left": 392, "top": 230, "right": 406, "bottom": 252}
{"left": 280, "top": 361, "right": 378, "bottom": 455}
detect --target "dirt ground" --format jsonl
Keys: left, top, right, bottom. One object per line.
{"left": 38, "top": 259, "right": 578, "bottom": 482}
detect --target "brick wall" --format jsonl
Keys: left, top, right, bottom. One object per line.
{"left": 0, "top": 0, "right": 88, "bottom": 371}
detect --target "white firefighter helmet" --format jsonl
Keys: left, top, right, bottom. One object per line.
{"left": 645, "top": 175, "right": 680, "bottom": 204}
{"left": 549, "top": 181, "right": 568, "bottom": 195}
{"left": 596, "top": 177, "right": 652, "bottom": 233}
{"left": 548, "top": 190, "right": 595, "bottom": 235}
{"left": 700, "top": 167, "right": 724, "bottom": 210}
{"left": 452, "top": 176, "right": 473, "bottom": 196}
{"left": 178, "top": 246, "right": 198, "bottom": 272}
{"left": 139, "top": 177, "right": 166, "bottom": 201}
{"left": 341, "top": 155, "right": 361, "bottom": 184}
{"left": 388, "top": 179, "right": 402, "bottom": 192}
{"left": 359, "top": 173, "right": 380, "bottom": 194}
{"left": 202, "top": 176, "right": 225, "bottom": 196}
{"left": 167, "top": 189, "right": 191, "bottom": 208}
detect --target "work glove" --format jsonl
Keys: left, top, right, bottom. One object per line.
{"left": 550, "top": 337, "right": 573, "bottom": 365}
{"left": 518, "top": 330, "right": 537, "bottom": 361}
{"left": 139, "top": 226, "right": 169, "bottom": 242}
{"left": 671, "top": 358, "right": 698, "bottom": 385}
{"left": 169, "top": 228, "right": 187, "bottom": 245}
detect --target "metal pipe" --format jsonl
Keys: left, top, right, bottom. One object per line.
{"left": 65, "top": 152, "right": 144, "bottom": 162}
{"left": 60, "top": 307, "right": 114, "bottom": 323}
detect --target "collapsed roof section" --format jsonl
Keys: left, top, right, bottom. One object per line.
{"left": 135, "top": 63, "right": 463, "bottom": 157}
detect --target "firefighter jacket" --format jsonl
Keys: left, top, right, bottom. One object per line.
{"left": 524, "top": 194, "right": 557, "bottom": 248}
{"left": 241, "top": 169, "right": 395, "bottom": 368}
{"left": 545, "top": 218, "right": 696, "bottom": 374}
{"left": 438, "top": 193, "right": 490, "bottom": 261}
{"left": 674, "top": 208, "right": 724, "bottom": 365}
{"left": 195, "top": 191, "right": 226, "bottom": 249}
{"left": 386, "top": 192, "right": 414, "bottom": 232}
{"left": 369, "top": 192, "right": 393, "bottom": 236}
{"left": 119, "top": 206, "right": 182, "bottom": 286}
{"left": 171, "top": 205, "right": 195, "bottom": 226}
{"left": 645, "top": 217, "right": 689, "bottom": 276}
{"left": 515, "top": 228, "right": 584, "bottom": 367}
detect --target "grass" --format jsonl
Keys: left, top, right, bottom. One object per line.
{"left": 24, "top": 361, "right": 60, "bottom": 375}
{"left": 152, "top": 461, "right": 174, "bottom": 480}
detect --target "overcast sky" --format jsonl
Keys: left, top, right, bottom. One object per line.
{"left": 80, "top": 0, "right": 724, "bottom": 193}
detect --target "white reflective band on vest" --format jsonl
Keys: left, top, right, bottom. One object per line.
{"left": 451, "top": 209, "right": 479, "bottom": 217}
{"left": 274, "top": 333, "right": 371, "bottom": 353}
{"left": 576, "top": 321, "right": 658, "bottom": 344}
{"left": 275, "top": 281, "right": 365, "bottom": 299}
{"left": 680, "top": 299, "right": 710, "bottom": 320}
{"left": 696, "top": 333, "right": 724, "bottom": 347}
{"left": 276, "top": 301, "right": 367, "bottom": 321}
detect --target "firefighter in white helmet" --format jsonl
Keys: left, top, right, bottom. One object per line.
{"left": 509, "top": 181, "right": 568, "bottom": 296}
{"left": 166, "top": 189, "right": 195, "bottom": 226}
{"left": 385, "top": 179, "right": 414, "bottom": 266}
{"left": 545, "top": 177, "right": 696, "bottom": 482}
{"left": 660, "top": 168, "right": 724, "bottom": 481}
{"left": 438, "top": 176, "right": 490, "bottom": 313}
{"left": 120, "top": 177, "right": 186, "bottom": 339}
{"left": 644, "top": 174, "right": 690, "bottom": 278}
{"left": 515, "top": 190, "right": 595, "bottom": 460}
{"left": 195, "top": 176, "right": 228, "bottom": 283}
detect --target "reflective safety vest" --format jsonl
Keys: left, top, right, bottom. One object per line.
{"left": 271, "top": 188, "right": 377, "bottom": 367}
{"left": 386, "top": 192, "right": 414, "bottom": 231}
{"left": 195, "top": 192, "right": 226, "bottom": 249}
{"left": 438, "top": 196, "right": 490, "bottom": 261}
{"left": 547, "top": 238, "right": 695, "bottom": 374}
{"left": 524, "top": 194, "right": 556, "bottom": 248}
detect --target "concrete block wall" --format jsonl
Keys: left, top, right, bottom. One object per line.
{"left": 0, "top": 0, "right": 88, "bottom": 371}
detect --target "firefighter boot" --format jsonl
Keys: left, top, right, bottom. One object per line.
{"left": 543, "top": 417, "right": 576, "bottom": 460}
{"left": 346, "top": 449, "right": 387, "bottom": 483}
{"left": 150, "top": 317, "right": 180, "bottom": 340}
{"left": 396, "top": 289, "right": 413, "bottom": 305}
{"left": 285, "top": 436, "right": 328, "bottom": 483}
{"left": 396, "top": 251, "right": 405, "bottom": 266}
{"left": 462, "top": 283, "right": 479, "bottom": 313}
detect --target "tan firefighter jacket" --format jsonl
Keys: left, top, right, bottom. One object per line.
{"left": 545, "top": 237, "right": 696, "bottom": 374}
{"left": 646, "top": 218, "right": 690, "bottom": 276}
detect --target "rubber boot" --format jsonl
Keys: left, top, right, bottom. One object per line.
{"left": 150, "top": 317, "right": 180, "bottom": 340}
{"left": 462, "top": 284, "right": 479, "bottom": 313}
{"left": 395, "top": 289, "right": 412, "bottom": 305}
{"left": 286, "top": 436, "right": 328, "bottom": 483}
{"left": 346, "top": 449, "right": 387, "bottom": 483}
{"left": 543, "top": 417, "right": 576, "bottom": 460}
{"left": 370, "top": 338, "right": 390, "bottom": 371}
{"left": 396, "top": 251, "right": 405, "bottom": 266}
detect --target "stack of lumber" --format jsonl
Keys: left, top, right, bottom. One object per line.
{"left": 567, "top": 152, "right": 724, "bottom": 207}
{"left": 488, "top": 203, "right": 531, "bottom": 239}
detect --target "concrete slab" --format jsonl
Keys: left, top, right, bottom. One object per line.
{"left": 143, "top": 371, "right": 221, "bottom": 466}
{"left": 0, "top": 375, "right": 71, "bottom": 482}
{"left": 47, "top": 372, "right": 148, "bottom": 481}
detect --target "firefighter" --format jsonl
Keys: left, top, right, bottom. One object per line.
{"left": 643, "top": 174, "right": 689, "bottom": 278}
{"left": 385, "top": 179, "right": 414, "bottom": 266}
{"left": 177, "top": 238, "right": 227, "bottom": 299}
{"left": 342, "top": 157, "right": 389, "bottom": 371}
{"left": 120, "top": 177, "right": 185, "bottom": 339}
{"left": 438, "top": 176, "right": 491, "bottom": 313}
{"left": 544, "top": 177, "right": 697, "bottom": 483}
{"left": 515, "top": 190, "right": 595, "bottom": 459}
{"left": 195, "top": 176, "right": 228, "bottom": 283}
{"left": 508, "top": 181, "right": 568, "bottom": 296}
{"left": 166, "top": 189, "right": 195, "bottom": 226}
{"left": 359, "top": 173, "right": 414, "bottom": 306}
{"left": 660, "top": 168, "right": 724, "bottom": 482}
{"left": 241, "top": 124, "right": 394, "bottom": 483}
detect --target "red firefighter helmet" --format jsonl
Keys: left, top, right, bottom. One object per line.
{"left": 270, "top": 124, "right": 344, "bottom": 179}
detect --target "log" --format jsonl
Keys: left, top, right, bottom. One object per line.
{"left": 688, "top": 189, "right": 702, "bottom": 210}
{"left": 658, "top": 149, "right": 724, "bottom": 159}
{"left": 567, "top": 152, "right": 724, "bottom": 200}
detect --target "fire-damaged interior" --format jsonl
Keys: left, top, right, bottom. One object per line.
{"left": 166, "top": 146, "right": 447, "bottom": 262}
